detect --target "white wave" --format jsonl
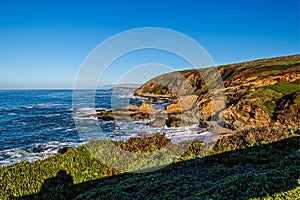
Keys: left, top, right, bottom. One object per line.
{"left": 113, "top": 92, "right": 134, "bottom": 99}
{"left": 0, "top": 140, "right": 85, "bottom": 167}
{"left": 96, "top": 119, "right": 211, "bottom": 144}
{"left": 1, "top": 115, "right": 211, "bottom": 167}
{"left": 7, "top": 112, "right": 18, "bottom": 116}
{"left": 157, "top": 124, "right": 211, "bottom": 143}
{"left": 37, "top": 103, "right": 66, "bottom": 108}
{"left": 166, "top": 131, "right": 213, "bottom": 143}
{"left": 24, "top": 106, "right": 33, "bottom": 109}
{"left": 72, "top": 107, "right": 96, "bottom": 119}
{"left": 131, "top": 94, "right": 147, "bottom": 100}
{"left": 44, "top": 113, "right": 61, "bottom": 118}
{"left": 72, "top": 107, "right": 96, "bottom": 113}
{"left": 73, "top": 107, "right": 95, "bottom": 111}
{"left": 64, "top": 128, "right": 77, "bottom": 132}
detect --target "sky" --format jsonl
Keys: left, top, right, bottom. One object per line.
{"left": 0, "top": 0, "right": 299, "bottom": 89}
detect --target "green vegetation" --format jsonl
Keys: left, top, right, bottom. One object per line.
{"left": 77, "top": 134, "right": 300, "bottom": 200}
{"left": 0, "top": 146, "right": 119, "bottom": 199}
{"left": 249, "top": 64, "right": 297, "bottom": 77}
{"left": 230, "top": 55, "right": 300, "bottom": 73}
{"left": 151, "top": 84, "right": 167, "bottom": 95}
{"left": 267, "top": 82, "right": 300, "bottom": 95}
{"left": 190, "top": 79, "right": 196, "bottom": 87}
{"left": 0, "top": 126, "right": 299, "bottom": 199}
{"left": 246, "top": 88, "right": 282, "bottom": 117}
{"left": 1, "top": 54, "right": 299, "bottom": 199}
{"left": 262, "top": 100, "right": 276, "bottom": 116}
{"left": 151, "top": 84, "right": 163, "bottom": 94}
{"left": 245, "top": 82, "right": 300, "bottom": 118}
{"left": 113, "top": 133, "right": 171, "bottom": 153}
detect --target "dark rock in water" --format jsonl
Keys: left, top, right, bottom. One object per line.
{"left": 96, "top": 101, "right": 156, "bottom": 121}
{"left": 32, "top": 146, "right": 44, "bottom": 153}
{"left": 166, "top": 115, "right": 181, "bottom": 127}
{"left": 57, "top": 147, "right": 73, "bottom": 155}
{"left": 166, "top": 111, "right": 200, "bottom": 127}
{"left": 130, "top": 112, "right": 150, "bottom": 120}
{"left": 33, "top": 148, "right": 43, "bottom": 153}
{"left": 96, "top": 110, "right": 115, "bottom": 120}
{"left": 95, "top": 109, "right": 107, "bottom": 112}
{"left": 150, "top": 116, "right": 166, "bottom": 127}
{"left": 149, "top": 110, "right": 167, "bottom": 127}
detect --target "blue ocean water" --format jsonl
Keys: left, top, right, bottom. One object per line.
{"left": 0, "top": 90, "right": 162, "bottom": 166}
{"left": 0, "top": 90, "right": 127, "bottom": 166}
{"left": 0, "top": 90, "right": 208, "bottom": 166}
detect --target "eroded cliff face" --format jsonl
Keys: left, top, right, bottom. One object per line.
{"left": 135, "top": 54, "right": 300, "bottom": 129}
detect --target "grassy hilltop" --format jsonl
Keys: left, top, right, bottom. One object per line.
{"left": 0, "top": 54, "right": 299, "bottom": 199}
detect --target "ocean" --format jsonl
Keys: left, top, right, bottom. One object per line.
{"left": 0, "top": 90, "right": 209, "bottom": 166}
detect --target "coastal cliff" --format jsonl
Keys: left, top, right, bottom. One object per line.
{"left": 1, "top": 55, "right": 299, "bottom": 199}
{"left": 135, "top": 54, "right": 300, "bottom": 129}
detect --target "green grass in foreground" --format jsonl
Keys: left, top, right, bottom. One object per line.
{"left": 0, "top": 126, "right": 299, "bottom": 199}
{"left": 0, "top": 146, "right": 119, "bottom": 199}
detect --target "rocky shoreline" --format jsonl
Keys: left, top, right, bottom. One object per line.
{"left": 91, "top": 55, "right": 300, "bottom": 140}
{"left": 93, "top": 55, "right": 300, "bottom": 136}
{"left": 1, "top": 54, "right": 299, "bottom": 199}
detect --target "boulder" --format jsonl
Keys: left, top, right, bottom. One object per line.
{"left": 149, "top": 111, "right": 168, "bottom": 127}
{"left": 139, "top": 101, "right": 155, "bottom": 113}
{"left": 150, "top": 116, "right": 167, "bottom": 127}
{"left": 166, "top": 95, "right": 198, "bottom": 114}
{"left": 57, "top": 147, "right": 74, "bottom": 155}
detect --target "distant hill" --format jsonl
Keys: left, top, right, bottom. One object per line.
{"left": 98, "top": 83, "right": 142, "bottom": 90}
{"left": 109, "top": 86, "right": 138, "bottom": 91}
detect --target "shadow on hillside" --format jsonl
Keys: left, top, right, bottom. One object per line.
{"left": 18, "top": 136, "right": 300, "bottom": 200}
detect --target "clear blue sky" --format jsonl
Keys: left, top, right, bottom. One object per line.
{"left": 0, "top": 0, "right": 299, "bottom": 89}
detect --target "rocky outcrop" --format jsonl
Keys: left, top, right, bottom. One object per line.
{"left": 166, "top": 95, "right": 198, "bottom": 113}
{"left": 134, "top": 54, "right": 300, "bottom": 130}
{"left": 134, "top": 70, "right": 211, "bottom": 98}
{"left": 139, "top": 101, "right": 155, "bottom": 113}
{"left": 96, "top": 101, "right": 156, "bottom": 121}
